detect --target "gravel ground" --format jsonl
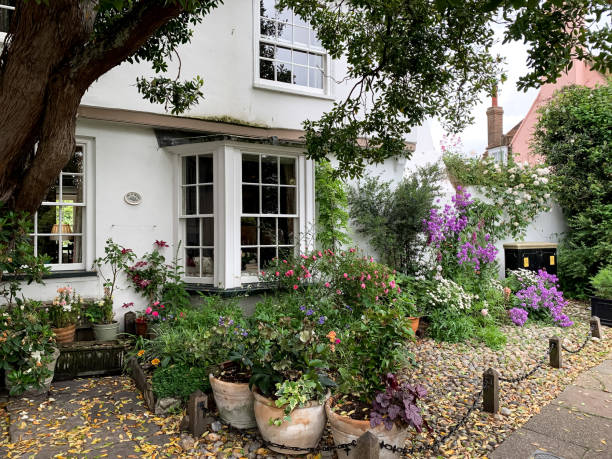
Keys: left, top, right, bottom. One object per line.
{"left": 1, "top": 301, "right": 609, "bottom": 459}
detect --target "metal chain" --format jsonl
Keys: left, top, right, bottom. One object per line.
{"left": 498, "top": 342, "right": 555, "bottom": 383}
{"left": 562, "top": 334, "right": 590, "bottom": 354}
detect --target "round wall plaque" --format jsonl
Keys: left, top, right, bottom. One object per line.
{"left": 124, "top": 191, "right": 143, "bottom": 206}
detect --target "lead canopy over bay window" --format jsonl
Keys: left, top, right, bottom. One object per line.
{"left": 173, "top": 139, "right": 314, "bottom": 289}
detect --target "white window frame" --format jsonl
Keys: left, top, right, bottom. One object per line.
{"left": 178, "top": 151, "right": 216, "bottom": 285}
{"left": 0, "top": 1, "right": 15, "bottom": 42}
{"left": 252, "top": 0, "right": 333, "bottom": 99}
{"left": 30, "top": 138, "right": 95, "bottom": 271}
{"left": 168, "top": 140, "right": 315, "bottom": 289}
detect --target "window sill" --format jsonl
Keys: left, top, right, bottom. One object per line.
{"left": 253, "top": 80, "right": 334, "bottom": 100}
{"left": 185, "top": 282, "right": 278, "bottom": 297}
{"left": 3, "top": 270, "right": 98, "bottom": 282}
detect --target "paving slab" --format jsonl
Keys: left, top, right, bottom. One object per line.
{"left": 490, "top": 427, "right": 588, "bottom": 459}
{"left": 554, "top": 385, "right": 612, "bottom": 418}
{"left": 521, "top": 405, "right": 612, "bottom": 449}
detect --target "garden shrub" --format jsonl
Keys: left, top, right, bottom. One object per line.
{"left": 475, "top": 324, "right": 507, "bottom": 350}
{"left": 348, "top": 164, "right": 445, "bottom": 275}
{"left": 315, "top": 160, "right": 351, "bottom": 249}
{"left": 532, "top": 83, "right": 612, "bottom": 297}
{"left": 152, "top": 363, "right": 210, "bottom": 401}
{"left": 426, "top": 309, "right": 476, "bottom": 343}
{"left": 591, "top": 265, "right": 612, "bottom": 299}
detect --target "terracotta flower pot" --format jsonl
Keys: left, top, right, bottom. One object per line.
{"left": 252, "top": 388, "right": 327, "bottom": 455}
{"left": 209, "top": 373, "right": 256, "bottom": 429}
{"left": 408, "top": 317, "right": 420, "bottom": 334}
{"left": 325, "top": 397, "right": 408, "bottom": 459}
{"left": 52, "top": 324, "right": 76, "bottom": 343}
{"left": 135, "top": 320, "right": 148, "bottom": 337}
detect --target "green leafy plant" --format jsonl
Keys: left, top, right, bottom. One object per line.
{"left": 152, "top": 363, "right": 210, "bottom": 401}
{"left": 84, "top": 297, "right": 114, "bottom": 325}
{"left": 271, "top": 372, "right": 324, "bottom": 425}
{"left": 315, "top": 160, "right": 351, "bottom": 249}
{"left": 533, "top": 83, "right": 612, "bottom": 297}
{"left": 93, "top": 238, "right": 136, "bottom": 298}
{"left": 590, "top": 266, "right": 612, "bottom": 300}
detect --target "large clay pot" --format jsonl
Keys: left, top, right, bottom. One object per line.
{"left": 209, "top": 373, "right": 256, "bottom": 429}
{"left": 93, "top": 322, "right": 119, "bottom": 341}
{"left": 52, "top": 324, "right": 76, "bottom": 343}
{"left": 325, "top": 397, "right": 408, "bottom": 459}
{"left": 5, "top": 347, "right": 60, "bottom": 397}
{"left": 253, "top": 389, "right": 327, "bottom": 455}
{"left": 408, "top": 317, "right": 420, "bottom": 334}
{"left": 135, "top": 320, "right": 148, "bottom": 337}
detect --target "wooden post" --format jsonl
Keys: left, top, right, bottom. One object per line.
{"left": 590, "top": 316, "right": 603, "bottom": 339}
{"left": 354, "top": 431, "right": 380, "bottom": 459}
{"left": 482, "top": 368, "right": 499, "bottom": 413}
{"left": 124, "top": 311, "right": 136, "bottom": 335}
{"left": 549, "top": 336, "right": 562, "bottom": 369}
{"left": 188, "top": 390, "right": 210, "bottom": 438}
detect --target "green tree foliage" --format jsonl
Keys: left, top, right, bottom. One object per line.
{"left": 532, "top": 83, "right": 612, "bottom": 297}
{"left": 315, "top": 161, "right": 350, "bottom": 249}
{"left": 348, "top": 164, "right": 444, "bottom": 274}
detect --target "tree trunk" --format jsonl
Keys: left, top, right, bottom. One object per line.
{"left": 0, "top": 0, "right": 186, "bottom": 213}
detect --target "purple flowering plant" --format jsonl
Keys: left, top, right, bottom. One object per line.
{"left": 506, "top": 269, "right": 573, "bottom": 327}
{"left": 370, "top": 373, "right": 429, "bottom": 431}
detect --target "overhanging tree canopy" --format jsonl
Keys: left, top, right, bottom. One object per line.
{"left": 0, "top": 0, "right": 610, "bottom": 212}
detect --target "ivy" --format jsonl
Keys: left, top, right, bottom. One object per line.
{"left": 314, "top": 161, "right": 351, "bottom": 250}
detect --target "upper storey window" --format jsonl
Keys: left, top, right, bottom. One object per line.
{"left": 0, "top": 1, "right": 15, "bottom": 36}
{"left": 256, "top": 0, "right": 329, "bottom": 95}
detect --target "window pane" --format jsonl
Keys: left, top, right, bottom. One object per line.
{"left": 277, "top": 8, "right": 291, "bottom": 24}
{"left": 183, "top": 156, "right": 197, "bottom": 185}
{"left": 260, "top": 59, "right": 274, "bottom": 81}
{"left": 260, "top": 247, "right": 277, "bottom": 270}
{"left": 262, "top": 186, "right": 278, "bottom": 214}
{"left": 64, "top": 147, "right": 84, "bottom": 173}
{"left": 198, "top": 185, "right": 213, "bottom": 214}
{"left": 186, "top": 218, "right": 199, "bottom": 246}
{"left": 294, "top": 49, "right": 307, "bottom": 66}
{"left": 242, "top": 185, "right": 260, "bottom": 214}
{"left": 261, "top": 156, "right": 278, "bottom": 184}
{"left": 241, "top": 217, "right": 257, "bottom": 245}
{"left": 309, "top": 68, "right": 323, "bottom": 89}
{"left": 202, "top": 217, "right": 214, "bottom": 247}
{"left": 260, "top": 18, "right": 275, "bottom": 37}
{"left": 260, "top": 217, "right": 276, "bottom": 245}
{"left": 260, "top": 43, "right": 275, "bottom": 58}
{"left": 183, "top": 186, "right": 197, "bottom": 215}
{"left": 202, "top": 248, "right": 214, "bottom": 276}
{"left": 62, "top": 174, "right": 84, "bottom": 203}
{"left": 280, "top": 188, "right": 296, "bottom": 214}
{"left": 276, "top": 62, "right": 291, "bottom": 83}
{"left": 37, "top": 236, "right": 60, "bottom": 264}
{"left": 260, "top": 0, "right": 277, "bottom": 19}
{"left": 293, "top": 65, "right": 308, "bottom": 86}
{"left": 310, "top": 29, "right": 322, "bottom": 48}
{"left": 278, "top": 218, "right": 296, "bottom": 245}
{"left": 185, "top": 248, "right": 200, "bottom": 277}
{"left": 37, "top": 206, "right": 58, "bottom": 234}
{"left": 278, "top": 22, "right": 292, "bottom": 42}
{"left": 59, "top": 206, "right": 76, "bottom": 233}
{"left": 293, "top": 11, "right": 308, "bottom": 28}
{"left": 241, "top": 248, "right": 258, "bottom": 274}
{"left": 198, "top": 155, "right": 213, "bottom": 183}
{"left": 61, "top": 235, "right": 82, "bottom": 264}
{"left": 42, "top": 179, "right": 60, "bottom": 203}
{"left": 242, "top": 154, "right": 259, "bottom": 183}
{"left": 278, "top": 246, "right": 294, "bottom": 262}
{"left": 309, "top": 53, "right": 323, "bottom": 68}
{"left": 294, "top": 26, "right": 308, "bottom": 46}
{"left": 279, "top": 157, "right": 296, "bottom": 185}
{"left": 276, "top": 46, "right": 291, "bottom": 63}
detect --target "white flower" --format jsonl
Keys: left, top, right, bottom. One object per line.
{"left": 540, "top": 177, "right": 549, "bottom": 184}
{"left": 515, "top": 199, "right": 522, "bottom": 205}
{"left": 524, "top": 194, "right": 531, "bottom": 201}
{"left": 31, "top": 351, "right": 42, "bottom": 362}
{"left": 513, "top": 222, "right": 519, "bottom": 226}
{"left": 544, "top": 193, "right": 551, "bottom": 199}
{"left": 533, "top": 180, "right": 539, "bottom": 186}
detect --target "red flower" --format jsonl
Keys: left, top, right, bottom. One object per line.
{"left": 121, "top": 248, "right": 133, "bottom": 254}
{"left": 122, "top": 302, "right": 134, "bottom": 308}
{"left": 155, "top": 240, "right": 169, "bottom": 248}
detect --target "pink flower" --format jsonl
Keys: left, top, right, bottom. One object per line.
{"left": 481, "top": 309, "right": 489, "bottom": 316}
{"left": 152, "top": 311, "right": 159, "bottom": 317}
{"left": 384, "top": 289, "right": 389, "bottom": 294}
{"left": 349, "top": 248, "right": 355, "bottom": 253}
{"left": 343, "top": 273, "right": 348, "bottom": 278}
{"left": 325, "top": 282, "right": 331, "bottom": 288}
{"left": 336, "top": 289, "right": 342, "bottom": 295}
{"left": 293, "top": 284, "right": 298, "bottom": 290}
{"left": 282, "top": 259, "right": 287, "bottom": 263}
{"left": 145, "top": 307, "right": 152, "bottom": 314}
{"left": 122, "top": 302, "right": 134, "bottom": 308}
{"left": 121, "top": 248, "right": 133, "bottom": 254}
{"left": 360, "top": 283, "right": 366, "bottom": 289}
{"left": 301, "top": 254, "right": 308, "bottom": 259}
{"left": 154, "top": 240, "right": 169, "bottom": 248}
{"left": 318, "top": 251, "right": 323, "bottom": 257}
{"left": 153, "top": 301, "right": 160, "bottom": 306}
{"left": 367, "top": 274, "right": 371, "bottom": 280}
{"left": 389, "top": 280, "right": 396, "bottom": 288}
{"left": 275, "top": 271, "right": 280, "bottom": 276}
{"left": 335, "top": 338, "right": 341, "bottom": 344}
{"left": 160, "top": 304, "right": 165, "bottom": 309}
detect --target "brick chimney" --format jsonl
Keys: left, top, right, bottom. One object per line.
{"left": 486, "top": 92, "right": 504, "bottom": 149}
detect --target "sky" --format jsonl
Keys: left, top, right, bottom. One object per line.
{"left": 430, "top": 29, "right": 540, "bottom": 156}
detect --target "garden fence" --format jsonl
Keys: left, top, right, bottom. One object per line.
{"left": 186, "top": 316, "right": 605, "bottom": 458}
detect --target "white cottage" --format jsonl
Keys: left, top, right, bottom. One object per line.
{"left": 4, "top": 0, "right": 437, "bottom": 316}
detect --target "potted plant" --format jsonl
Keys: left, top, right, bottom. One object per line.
{"left": 396, "top": 292, "right": 420, "bottom": 333}
{"left": 85, "top": 295, "right": 119, "bottom": 341}
{"left": 326, "top": 304, "right": 424, "bottom": 458}
{"left": 48, "top": 286, "right": 81, "bottom": 343}
{"left": 135, "top": 313, "right": 149, "bottom": 337}
{"left": 591, "top": 266, "right": 612, "bottom": 326}
{"left": 249, "top": 304, "right": 335, "bottom": 454}
{"left": 209, "top": 313, "right": 257, "bottom": 429}
{"left": 1, "top": 300, "right": 59, "bottom": 396}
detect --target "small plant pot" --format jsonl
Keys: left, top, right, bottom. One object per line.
{"left": 209, "top": 373, "right": 256, "bottom": 429}
{"left": 5, "top": 347, "right": 61, "bottom": 397}
{"left": 408, "top": 317, "right": 420, "bottom": 334}
{"left": 52, "top": 324, "right": 76, "bottom": 343}
{"left": 325, "top": 397, "right": 408, "bottom": 459}
{"left": 591, "top": 296, "right": 612, "bottom": 327}
{"left": 252, "top": 388, "right": 327, "bottom": 455}
{"left": 135, "top": 320, "right": 148, "bottom": 337}
{"left": 92, "top": 322, "right": 119, "bottom": 341}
